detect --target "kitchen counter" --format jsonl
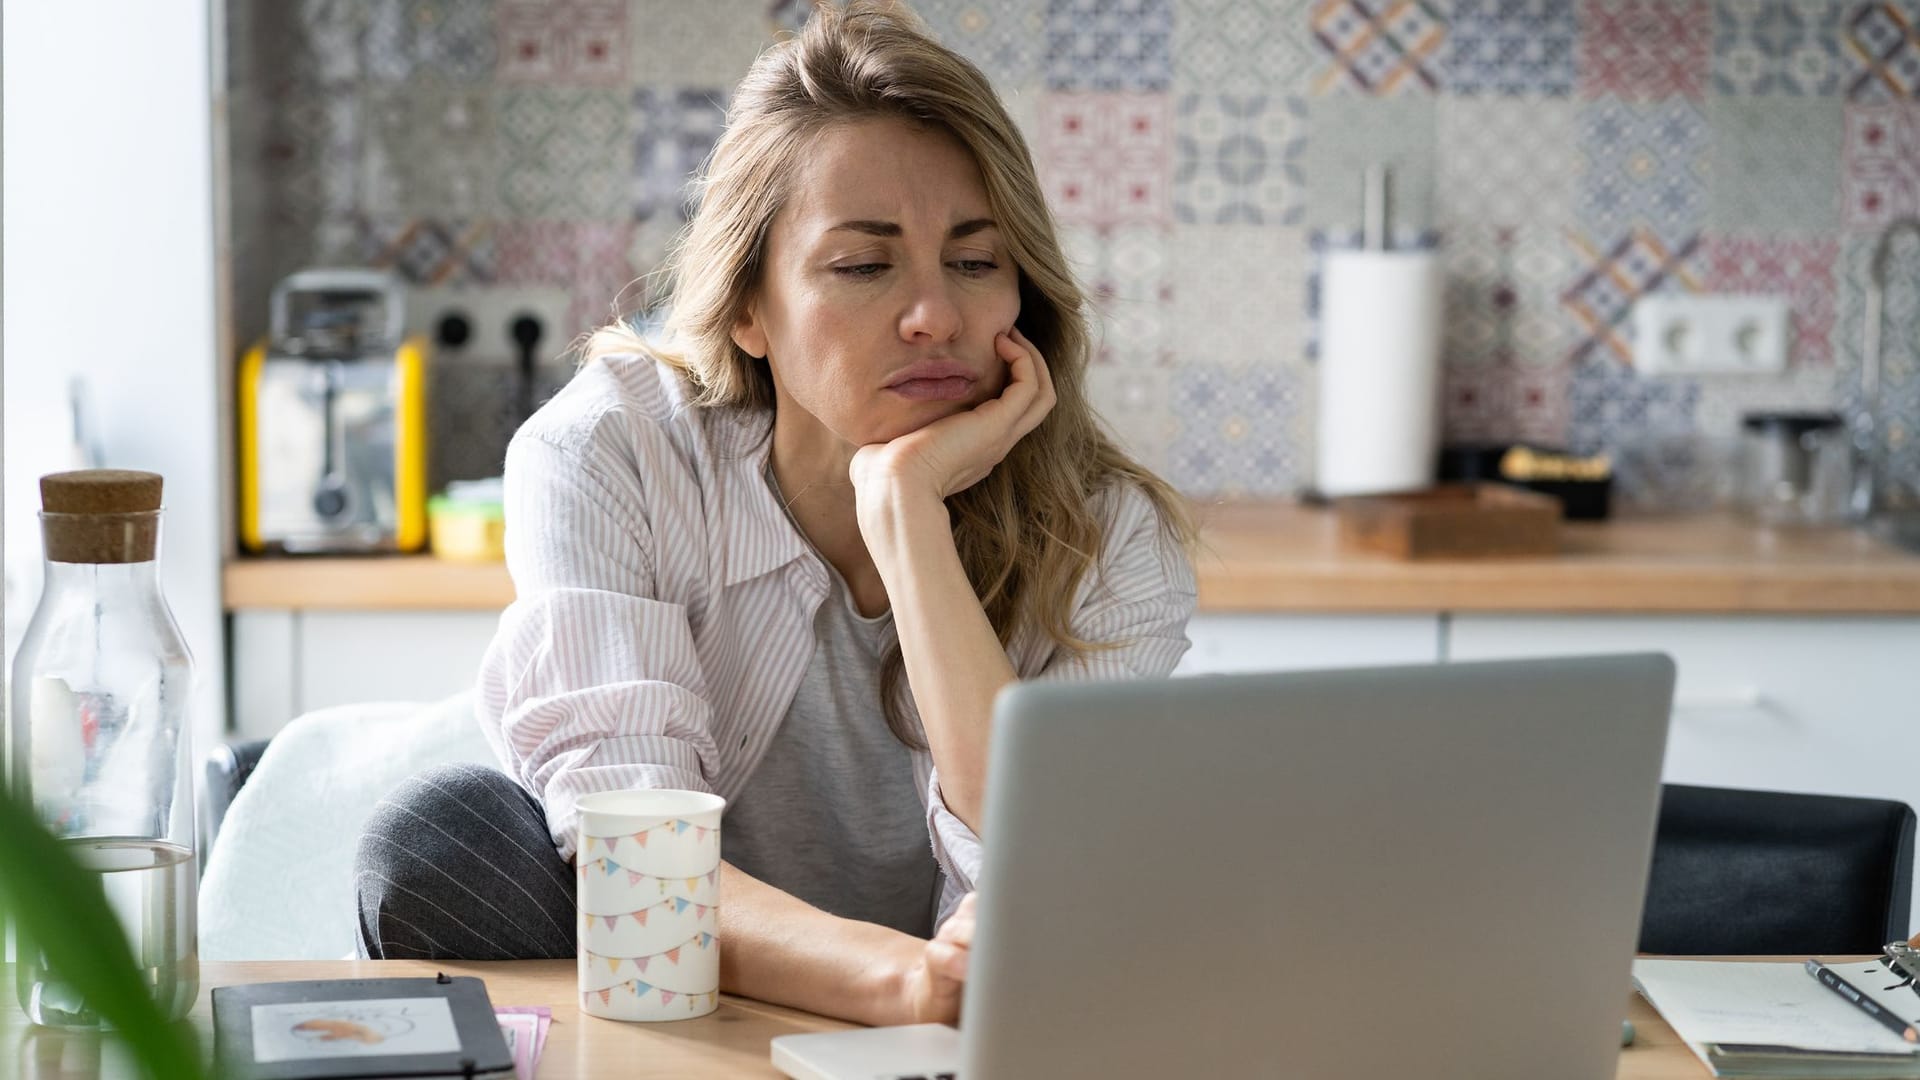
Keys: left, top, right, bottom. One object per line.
{"left": 222, "top": 502, "right": 1920, "bottom": 615}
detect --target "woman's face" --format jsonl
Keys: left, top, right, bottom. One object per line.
{"left": 732, "top": 117, "right": 1022, "bottom": 448}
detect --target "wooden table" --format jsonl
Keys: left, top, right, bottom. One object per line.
{"left": 4, "top": 957, "right": 1768, "bottom": 1078}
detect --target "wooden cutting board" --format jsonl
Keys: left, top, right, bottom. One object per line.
{"left": 1335, "top": 484, "right": 1562, "bottom": 559}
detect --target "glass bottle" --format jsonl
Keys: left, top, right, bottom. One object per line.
{"left": 9, "top": 470, "right": 197, "bottom": 1027}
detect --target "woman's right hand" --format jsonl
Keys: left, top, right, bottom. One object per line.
{"left": 899, "top": 892, "right": 977, "bottom": 1024}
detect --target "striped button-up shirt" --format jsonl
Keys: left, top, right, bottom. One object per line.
{"left": 477, "top": 353, "right": 1197, "bottom": 927}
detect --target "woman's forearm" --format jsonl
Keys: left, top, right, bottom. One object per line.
{"left": 716, "top": 860, "right": 923, "bottom": 1026}
{"left": 859, "top": 486, "right": 1013, "bottom": 833}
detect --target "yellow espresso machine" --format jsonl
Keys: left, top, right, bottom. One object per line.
{"left": 239, "top": 269, "right": 429, "bottom": 553}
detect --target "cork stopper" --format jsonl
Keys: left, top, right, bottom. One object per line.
{"left": 40, "top": 470, "right": 165, "bottom": 563}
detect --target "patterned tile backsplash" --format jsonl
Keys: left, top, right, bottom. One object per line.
{"left": 226, "top": 0, "right": 1920, "bottom": 503}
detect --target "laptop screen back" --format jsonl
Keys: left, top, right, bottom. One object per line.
{"left": 961, "top": 653, "right": 1675, "bottom": 1079}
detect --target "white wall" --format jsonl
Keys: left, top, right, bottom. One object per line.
{"left": 3, "top": 1, "right": 226, "bottom": 758}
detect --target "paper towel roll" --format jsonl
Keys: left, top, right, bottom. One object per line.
{"left": 1315, "top": 250, "right": 1444, "bottom": 497}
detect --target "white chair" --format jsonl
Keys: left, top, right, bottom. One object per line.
{"left": 198, "top": 691, "right": 498, "bottom": 960}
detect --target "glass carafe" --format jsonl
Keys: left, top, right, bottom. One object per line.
{"left": 9, "top": 470, "right": 197, "bottom": 1027}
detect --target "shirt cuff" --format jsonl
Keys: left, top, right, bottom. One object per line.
{"left": 924, "top": 765, "right": 984, "bottom": 895}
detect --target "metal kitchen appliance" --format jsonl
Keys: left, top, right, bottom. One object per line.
{"left": 1739, "top": 411, "right": 1851, "bottom": 525}
{"left": 239, "top": 269, "right": 429, "bottom": 553}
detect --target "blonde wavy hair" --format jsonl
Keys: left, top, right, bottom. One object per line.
{"left": 580, "top": 0, "right": 1194, "bottom": 749}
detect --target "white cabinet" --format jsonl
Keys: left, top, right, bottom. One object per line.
{"left": 1178, "top": 614, "right": 1440, "bottom": 675}
{"left": 230, "top": 610, "right": 501, "bottom": 739}
{"left": 1451, "top": 614, "right": 1920, "bottom": 930}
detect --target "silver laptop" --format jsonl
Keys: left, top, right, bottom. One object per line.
{"left": 772, "top": 653, "right": 1676, "bottom": 1080}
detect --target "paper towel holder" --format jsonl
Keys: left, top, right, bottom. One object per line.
{"left": 1311, "top": 160, "right": 1445, "bottom": 501}
{"left": 1363, "top": 163, "right": 1390, "bottom": 251}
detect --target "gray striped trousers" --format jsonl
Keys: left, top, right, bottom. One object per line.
{"left": 355, "top": 763, "right": 577, "bottom": 959}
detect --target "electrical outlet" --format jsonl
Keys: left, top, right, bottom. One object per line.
{"left": 1633, "top": 295, "right": 1791, "bottom": 376}
{"left": 404, "top": 285, "right": 574, "bottom": 367}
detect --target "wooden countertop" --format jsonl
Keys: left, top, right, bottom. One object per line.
{"left": 223, "top": 502, "right": 1920, "bottom": 615}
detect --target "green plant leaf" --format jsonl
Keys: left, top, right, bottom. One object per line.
{"left": 0, "top": 788, "right": 206, "bottom": 1079}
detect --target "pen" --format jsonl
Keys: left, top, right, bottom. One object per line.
{"left": 1806, "top": 958, "right": 1920, "bottom": 1043}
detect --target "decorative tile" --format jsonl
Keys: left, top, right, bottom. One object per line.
{"left": 1443, "top": 225, "right": 1574, "bottom": 368}
{"left": 497, "top": 88, "right": 630, "bottom": 219}
{"left": 1435, "top": 96, "right": 1576, "bottom": 226}
{"left": 1577, "top": 0, "right": 1713, "bottom": 101}
{"left": 918, "top": 0, "right": 1046, "bottom": 87}
{"left": 1166, "top": 363, "right": 1307, "bottom": 496}
{"left": 498, "top": 1, "right": 626, "bottom": 84}
{"left": 1563, "top": 227, "right": 1707, "bottom": 366}
{"left": 1703, "top": 234, "right": 1841, "bottom": 367}
{"left": 1173, "top": 0, "right": 1315, "bottom": 98}
{"left": 354, "top": 216, "right": 497, "bottom": 286}
{"left": 1169, "top": 225, "right": 1311, "bottom": 372}
{"left": 1711, "top": 0, "right": 1844, "bottom": 96}
{"left": 1044, "top": 0, "right": 1174, "bottom": 92}
{"left": 1308, "top": 0, "right": 1448, "bottom": 95}
{"left": 632, "top": 88, "right": 729, "bottom": 224}
{"left": 365, "top": 0, "right": 497, "bottom": 83}
{"left": 1036, "top": 93, "right": 1173, "bottom": 226}
{"left": 1708, "top": 98, "right": 1844, "bottom": 232}
{"left": 1602, "top": 419, "right": 1737, "bottom": 511}
{"left": 228, "top": 0, "right": 1897, "bottom": 504}
{"left": 570, "top": 222, "right": 642, "bottom": 332}
{"left": 1575, "top": 99, "right": 1710, "bottom": 238}
{"left": 258, "top": 88, "right": 365, "bottom": 223}
{"left": 1086, "top": 365, "right": 1177, "bottom": 474}
{"left": 1058, "top": 224, "right": 1173, "bottom": 367}
{"left": 364, "top": 79, "right": 499, "bottom": 218}
{"left": 496, "top": 219, "right": 636, "bottom": 328}
{"left": 628, "top": 1, "right": 771, "bottom": 84}
{"left": 1172, "top": 95, "right": 1306, "bottom": 225}
{"left": 998, "top": 82, "right": 1046, "bottom": 149}
{"left": 1841, "top": 1, "right": 1920, "bottom": 101}
{"left": 1843, "top": 104, "right": 1920, "bottom": 227}
{"left": 767, "top": 0, "right": 814, "bottom": 35}
{"left": 627, "top": 214, "right": 686, "bottom": 296}
{"left": 1567, "top": 356, "right": 1702, "bottom": 455}
{"left": 1442, "top": 358, "right": 1572, "bottom": 445}
{"left": 1299, "top": 96, "right": 1436, "bottom": 231}
{"left": 1443, "top": 0, "right": 1578, "bottom": 96}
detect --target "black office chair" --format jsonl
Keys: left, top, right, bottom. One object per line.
{"left": 1639, "top": 783, "right": 1916, "bottom": 955}
{"left": 196, "top": 737, "right": 275, "bottom": 876}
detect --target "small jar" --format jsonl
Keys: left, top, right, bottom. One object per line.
{"left": 10, "top": 470, "right": 198, "bottom": 1028}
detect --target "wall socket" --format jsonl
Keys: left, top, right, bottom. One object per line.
{"left": 1633, "top": 294, "right": 1791, "bottom": 376}
{"left": 404, "top": 285, "right": 574, "bottom": 367}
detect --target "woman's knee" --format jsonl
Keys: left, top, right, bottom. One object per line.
{"left": 358, "top": 765, "right": 534, "bottom": 874}
{"left": 355, "top": 764, "right": 573, "bottom": 959}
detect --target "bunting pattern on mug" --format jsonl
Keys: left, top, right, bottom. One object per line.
{"left": 584, "top": 985, "right": 719, "bottom": 1013}
{"left": 580, "top": 820, "right": 714, "bottom": 858}
{"left": 576, "top": 859, "right": 720, "bottom": 893}
{"left": 582, "top": 895, "right": 717, "bottom": 932}
{"left": 584, "top": 931, "right": 717, "bottom": 978}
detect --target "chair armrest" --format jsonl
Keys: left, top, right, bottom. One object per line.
{"left": 200, "top": 738, "right": 274, "bottom": 865}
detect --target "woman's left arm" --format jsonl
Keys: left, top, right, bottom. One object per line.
{"left": 851, "top": 327, "right": 1056, "bottom": 836}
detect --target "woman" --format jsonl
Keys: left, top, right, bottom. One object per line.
{"left": 355, "top": 0, "right": 1196, "bottom": 1027}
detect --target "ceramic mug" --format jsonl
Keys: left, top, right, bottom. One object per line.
{"left": 575, "top": 789, "right": 725, "bottom": 1021}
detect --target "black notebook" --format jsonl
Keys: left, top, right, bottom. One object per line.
{"left": 211, "top": 976, "right": 516, "bottom": 1080}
